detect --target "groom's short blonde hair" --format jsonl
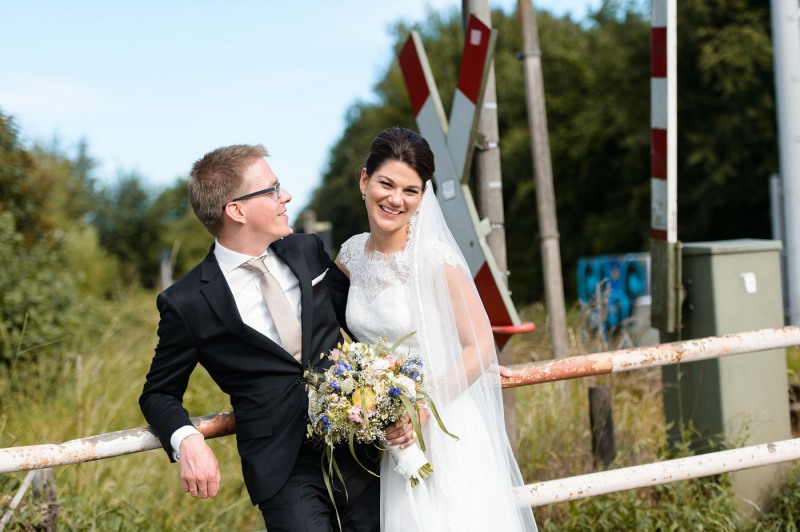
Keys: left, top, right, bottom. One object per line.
{"left": 188, "top": 144, "right": 268, "bottom": 236}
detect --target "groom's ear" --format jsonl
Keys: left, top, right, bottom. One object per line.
{"left": 222, "top": 202, "right": 247, "bottom": 226}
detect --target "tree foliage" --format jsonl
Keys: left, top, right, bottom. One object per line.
{"left": 1, "top": 0, "right": 778, "bottom": 308}
{"left": 92, "top": 172, "right": 159, "bottom": 286}
{"left": 149, "top": 178, "right": 213, "bottom": 281}
{"left": 304, "top": 0, "right": 777, "bottom": 304}
{"left": 0, "top": 106, "right": 209, "bottom": 362}
{"left": 0, "top": 112, "right": 80, "bottom": 362}
{"left": 90, "top": 174, "right": 211, "bottom": 288}
{"left": 0, "top": 114, "right": 49, "bottom": 242}
{"left": 676, "top": 0, "right": 776, "bottom": 241}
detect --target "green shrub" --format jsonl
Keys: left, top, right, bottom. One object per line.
{"left": 756, "top": 464, "right": 800, "bottom": 530}
{"left": 63, "top": 222, "right": 122, "bottom": 298}
{"left": 0, "top": 211, "right": 80, "bottom": 364}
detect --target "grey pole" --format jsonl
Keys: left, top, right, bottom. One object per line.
{"left": 770, "top": 173, "right": 790, "bottom": 321}
{"left": 771, "top": 0, "right": 800, "bottom": 325}
{"left": 518, "top": 0, "right": 569, "bottom": 358}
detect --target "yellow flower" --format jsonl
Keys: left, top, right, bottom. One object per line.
{"left": 351, "top": 387, "right": 376, "bottom": 410}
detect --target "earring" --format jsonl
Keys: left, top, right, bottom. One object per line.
{"left": 361, "top": 192, "right": 365, "bottom": 201}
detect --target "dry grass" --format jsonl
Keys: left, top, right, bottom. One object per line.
{"left": 1, "top": 291, "right": 260, "bottom": 531}
{"left": 1, "top": 296, "right": 797, "bottom": 529}
{"left": 507, "top": 303, "right": 665, "bottom": 490}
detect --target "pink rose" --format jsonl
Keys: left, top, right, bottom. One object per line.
{"left": 348, "top": 405, "right": 364, "bottom": 424}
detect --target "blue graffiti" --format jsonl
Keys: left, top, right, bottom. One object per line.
{"left": 577, "top": 253, "right": 650, "bottom": 345}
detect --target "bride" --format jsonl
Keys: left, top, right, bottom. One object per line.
{"left": 336, "top": 127, "right": 537, "bottom": 531}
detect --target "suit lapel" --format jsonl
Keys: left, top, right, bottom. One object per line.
{"left": 271, "top": 239, "right": 313, "bottom": 366}
{"left": 199, "top": 248, "right": 297, "bottom": 364}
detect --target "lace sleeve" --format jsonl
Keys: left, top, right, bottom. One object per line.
{"left": 338, "top": 233, "right": 367, "bottom": 273}
{"left": 431, "top": 242, "right": 460, "bottom": 267}
{"left": 422, "top": 239, "right": 461, "bottom": 270}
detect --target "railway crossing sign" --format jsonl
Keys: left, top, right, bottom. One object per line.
{"left": 399, "top": 15, "right": 534, "bottom": 348}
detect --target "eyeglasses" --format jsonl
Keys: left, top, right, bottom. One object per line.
{"left": 228, "top": 182, "right": 281, "bottom": 204}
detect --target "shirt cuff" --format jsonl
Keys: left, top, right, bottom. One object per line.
{"left": 170, "top": 425, "right": 203, "bottom": 461}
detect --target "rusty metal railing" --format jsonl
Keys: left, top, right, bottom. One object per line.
{"left": 0, "top": 412, "right": 235, "bottom": 474}
{"left": 2, "top": 326, "right": 800, "bottom": 507}
{"left": 504, "top": 325, "right": 800, "bottom": 387}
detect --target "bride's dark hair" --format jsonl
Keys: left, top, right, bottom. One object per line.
{"left": 364, "top": 127, "right": 435, "bottom": 184}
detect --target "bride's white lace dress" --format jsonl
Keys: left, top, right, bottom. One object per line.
{"left": 339, "top": 191, "right": 537, "bottom": 531}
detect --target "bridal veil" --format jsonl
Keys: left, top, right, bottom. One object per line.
{"left": 381, "top": 186, "right": 537, "bottom": 531}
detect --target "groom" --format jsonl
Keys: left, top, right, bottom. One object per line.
{"left": 139, "top": 144, "right": 380, "bottom": 530}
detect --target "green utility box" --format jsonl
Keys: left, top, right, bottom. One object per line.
{"left": 662, "top": 239, "right": 791, "bottom": 513}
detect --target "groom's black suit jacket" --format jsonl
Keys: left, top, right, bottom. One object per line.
{"left": 139, "top": 233, "right": 372, "bottom": 506}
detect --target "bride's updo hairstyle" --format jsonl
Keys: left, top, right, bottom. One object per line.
{"left": 364, "top": 127, "right": 435, "bottom": 187}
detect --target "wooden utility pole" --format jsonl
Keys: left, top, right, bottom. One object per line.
{"left": 461, "top": 0, "right": 518, "bottom": 452}
{"left": 518, "top": 0, "right": 569, "bottom": 358}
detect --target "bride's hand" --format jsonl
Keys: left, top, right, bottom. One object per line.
{"left": 385, "top": 410, "right": 429, "bottom": 449}
{"left": 498, "top": 364, "right": 513, "bottom": 377}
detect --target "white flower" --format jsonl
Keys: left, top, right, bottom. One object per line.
{"left": 392, "top": 374, "right": 418, "bottom": 399}
{"left": 308, "top": 388, "right": 319, "bottom": 418}
{"left": 341, "top": 376, "right": 356, "bottom": 395}
{"left": 373, "top": 379, "right": 389, "bottom": 397}
{"left": 370, "top": 358, "right": 391, "bottom": 372}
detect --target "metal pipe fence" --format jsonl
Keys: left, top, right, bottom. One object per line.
{"left": 518, "top": 437, "right": 800, "bottom": 507}
{"left": 504, "top": 326, "right": 800, "bottom": 388}
{"left": 2, "top": 326, "right": 799, "bottom": 507}
{"left": 0, "top": 412, "right": 234, "bottom": 474}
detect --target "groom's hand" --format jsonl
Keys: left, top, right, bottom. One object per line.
{"left": 179, "top": 434, "right": 221, "bottom": 499}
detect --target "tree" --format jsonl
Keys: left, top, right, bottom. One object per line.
{"left": 149, "top": 178, "right": 213, "bottom": 281}
{"left": 299, "top": 0, "right": 777, "bottom": 305}
{"left": 92, "top": 172, "right": 160, "bottom": 286}
{"left": 0, "top": 111, "right": 79, "bottom": 362}
{"left": 0, "top": 113, "right": 48, "bottom": 242}
{"left": 675, "top": 0, "right": 776, "bottom": 241}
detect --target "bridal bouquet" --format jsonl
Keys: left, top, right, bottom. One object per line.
{"left": 305, "top": 332, "right": 454, "bottom": 488}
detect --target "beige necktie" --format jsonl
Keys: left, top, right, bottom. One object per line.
{"left": 244, "top": 256, "right": 302, "bottom": 362}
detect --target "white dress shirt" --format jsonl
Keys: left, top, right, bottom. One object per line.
{"left": 213, "top": 240, "right": 302, "bottom": 343}
{"left": 170, "top": 239, "right": 302, "bottom": 459}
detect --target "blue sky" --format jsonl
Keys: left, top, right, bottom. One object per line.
{"left": 0, "top": 1, "right": 598, "bottom": 222}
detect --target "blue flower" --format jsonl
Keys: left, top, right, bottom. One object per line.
{"left": 389, "top": 386, "right": 402, "bottom": 398}
{"left": 336, "top": 361, "right": 352, "bottom": 374}
{"left": 401, "top": 361, "right": 423, "bottom": 380}
{"left": 329, "top": 380, "right": 341, "bottom": 391}
{"left": 321, "top": 415, "right": 331, "bottom": 431}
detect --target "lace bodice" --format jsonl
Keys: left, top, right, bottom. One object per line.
{"left": 339, "top": 233, "right": 419, "bottom": 350}
{"left": 339, "top": 231, "right": 462, "bottom": 352}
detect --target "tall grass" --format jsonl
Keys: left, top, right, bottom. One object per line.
{"left": 1, "top": 291, "right": 260, "bottom": 530}
{"left": 509, "top": 303, "right": 800, "bottom": 530}
{"left": 2, "top": 296, "right": 800, "bottom": 529}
